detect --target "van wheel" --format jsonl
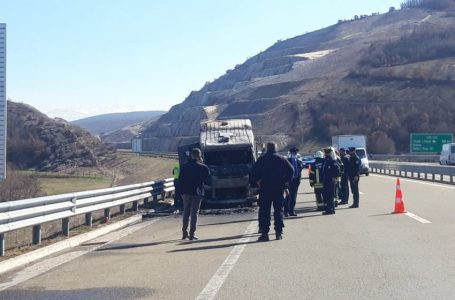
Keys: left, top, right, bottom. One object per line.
{"left": 366, "top": 172, "right": 369, "bottom": 176}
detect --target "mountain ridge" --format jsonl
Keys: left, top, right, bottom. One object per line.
{"left": 139, "top": 6, "right": 455, "bottom": 153}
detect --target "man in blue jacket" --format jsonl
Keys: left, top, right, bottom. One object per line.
{"left": 180, "top": 148, "right": 210, "bottom": 240}
{"left": 251, "top": 142, "right": 294, "bottom": 241}
{"left": 285, "top": 147, "right": 304, "bottom": 217}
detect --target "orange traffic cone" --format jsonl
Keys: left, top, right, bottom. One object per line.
{"left": 393, "top": 178, "right": 406, "bottom": 213}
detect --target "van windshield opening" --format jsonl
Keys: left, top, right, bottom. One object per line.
{"left": 356, "top": 149, "right": 366, "bottom": 159}
{"left": 204, "top": 148, "right": 254, "bottom": 166}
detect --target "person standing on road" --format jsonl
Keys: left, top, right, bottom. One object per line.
{"left": 251, "top": 142, "right": 294, "bottom": 241}
{"left": 338, "top": 148, "right": 350, "bottom": 205}
{"left": 284, "top": 147, "right": 304, "bottom": 217}
{"left": 321, "top": 147, "right": 340, "bottom": 215}
{"left": 309, "top": 151, "right": 325, "bottom": 211}
{"left": 179, "top": 148, "right": 210, "bottom": 240}
{"left": 346, "top": 147, "right": 361, "bottom": 208}
{"left": 172, "top": 162, "right": 182, "bottom": 211}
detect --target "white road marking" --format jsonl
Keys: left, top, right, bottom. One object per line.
{"left": 405, "top": 212, "right": 432, "bottom": 224}
{"left": 370, "top": 174, "right": 455, "bottom": 190}
{"left": 0, "top": 219, "right": 159, "bottom": 291}
{"left": 196, "top": 221, "right": 258, "bottom": 300}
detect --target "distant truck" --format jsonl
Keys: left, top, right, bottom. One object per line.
{"left": 332, "top": 135, "right": 370, "bottom": 176}
{"left": 178, "top": 119, "right": 257, "bottom": 205}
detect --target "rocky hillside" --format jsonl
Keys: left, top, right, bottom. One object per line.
{"left": 7, "top": 101, "right": 114, "bottom": 171}
{"left": 100, "top": 117, "right": 159, "bottom": 149}
{"left": 140, "top": 3, "right": 455, "bottom": 154}
{"left": 72, "top": 111, "right": 165, "bottom": 136}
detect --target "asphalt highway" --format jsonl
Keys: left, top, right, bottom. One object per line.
{"left": 0, "top": 174, "right": 454, "bottom": 300}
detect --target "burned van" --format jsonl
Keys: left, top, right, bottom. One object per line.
{"left": 200, "top": 119, "right": 256, "bottom": 204}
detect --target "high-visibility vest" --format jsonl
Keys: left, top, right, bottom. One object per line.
{"left": 309, "top": 165, "right": 323, "bottom": 189}
{"left": 173, "top": 163, "right": 180, "bottom": 179}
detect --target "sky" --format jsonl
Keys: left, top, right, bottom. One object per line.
{"left": 1, "top": 0, "right": 403, "bottom": 120}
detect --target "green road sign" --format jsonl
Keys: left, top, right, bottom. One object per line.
{"left": 410, "top": 133, "right": 453, "bottom": 153}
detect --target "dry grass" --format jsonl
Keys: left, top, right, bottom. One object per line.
{"left": 38, "top": 174, "right": 112, "bottom": 195}
{"left": 106, "top": 152, "right": 176, "bottom": 186}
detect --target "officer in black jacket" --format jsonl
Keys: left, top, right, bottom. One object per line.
{"left": 338, "top": 148, "right": 350, "bottom": 205}
{"left": 322, "top": 147, "right": 340, "bottom": 215}
{"left": 346, "top": 147, "right": 361, "bottom": 208}
{"left": 180, "top": 148, "right": 210, "bottom": 240}
{"left": 251, "top": 142, "right": 294, "bottom": 241}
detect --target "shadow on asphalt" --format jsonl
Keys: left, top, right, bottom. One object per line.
{"left": 177, "top": 234, "right": 258, "bottom": 245}
{"left": 167, "top": 240, "right": 259, "bottom": 253}
{"left": 95, "top": 239, "right": 181, "bottom": 252}
{"left": 0, "top": 287, "right": 153, "bottom": 300}
{"left": 199, "top": 218, "right": 256, "bottom": 227}
{"left": 368, "top": 212, "right": 395, "bottom": 217}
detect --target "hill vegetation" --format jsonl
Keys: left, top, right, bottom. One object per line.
{"left": 401, "top": 0, "right": 455, "bottom": 10}
{"left": 7, "top": 101, "right": 114, "bottom": 171}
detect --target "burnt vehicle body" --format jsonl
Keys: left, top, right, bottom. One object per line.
{"left": 178, "top": 119, "right": 257, "bottom": 205}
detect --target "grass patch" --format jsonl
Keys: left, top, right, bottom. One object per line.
{"left": 19, "top": 171, "right": 113, "bottom": 195}
{"left": 39, "top": 176, "right": 112, "bottom": 195}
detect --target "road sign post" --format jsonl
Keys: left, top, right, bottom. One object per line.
{"left": 0, "top": 24, "right": 6, "bottom": 180}
{"left": 410, "top": 133, "right": 453, "bottom": 154}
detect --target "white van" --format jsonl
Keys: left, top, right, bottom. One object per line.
{"left": 440, "top": 143, "right": 455, "bottom": 165}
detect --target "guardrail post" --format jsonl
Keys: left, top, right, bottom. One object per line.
{"left": 153, "top": 195, "right": 158, "bottom": 202}
{"left": 33, "top": 225, "right": 41, "bottom": 245}
{"left": 161, "top": 192, "right": 166, "bottom": 200}
{"left": 62, "top": 218, "right": 70, "bottom": 236}
{"left": 451, "top": 176, "right": 454, "bottom": 184}
{"left": 0, "top": 234, "right": 4, "bottom": 256}
{"left": 432, "top": 174, "right": 435, "bottom": 181}
{"left": 85, "top": 213, "right": 93, "bottom": 227}
{"left": 120, "top": 204, "right": 126, "bottom": 214}
{"left": 104, "top": 208, "right": 111, "bottom": 220}
{"left": 132, "top": 201, "right": 139, "bottom": 211}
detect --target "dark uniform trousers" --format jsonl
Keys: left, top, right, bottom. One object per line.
{"left": 174, "top": 179, "right": 182, "bottom": 208}
{"left": 259, "top": 189, "right": 284, "bottom": 234}
{"left": 349, "top": 177, "right": 360, "bottom": 206}
{"left": 315, "top": 188, "right": 324, "bottom": 209}
{"left": 340, "top": 175, "right": 349, "bottom": 203}
{"left": 285, "top": 178, "right": 300, "bottom": 214}
{"left": 323, "top": 180, "right": 336, "bottom": 213}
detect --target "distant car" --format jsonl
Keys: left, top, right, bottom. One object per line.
{"left": 301, "top": 156, "right": 315, "bottom": 169}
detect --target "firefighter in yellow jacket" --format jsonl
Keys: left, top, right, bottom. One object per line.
{"left": 309, "top": 151, "right": 325, "bottom": 211}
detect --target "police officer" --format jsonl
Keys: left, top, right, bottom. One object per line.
{"left": 284, "top": 147, "right": 304, "bottom": 217}
{"left": 338, "top": 148, "right": 350, "bottom": 205}
{"left": 309, "top": 151, "right": 325, "bottom": 211}
{"left": 251, "top": 142, "right": 294, "bottom": 241}
{"left": 322, "top": 147, "right": 340, "bottom": 215}
{"left": 346, "top": 147, "right": 361, "bottom": 208}
{"left": 173, "top": 162, "right": 182, "bottom": 210}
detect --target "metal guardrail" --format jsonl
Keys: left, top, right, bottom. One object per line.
{"left": 138, "top": 152, "right": 178, "bottom": 159}
{"left": 370, "top": 154, "right": 439, "bottom": 163}
{"left": 370, "top": 162, "right": 455, "bottom": 184}
{"left": 0, "top": 178, "right": 175, "bottom": 256}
